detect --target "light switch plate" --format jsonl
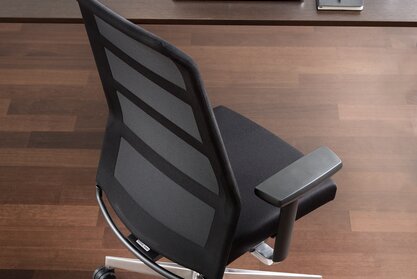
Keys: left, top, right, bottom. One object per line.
{"left": 317, "top": 0, "right": 364, "bottom": 11}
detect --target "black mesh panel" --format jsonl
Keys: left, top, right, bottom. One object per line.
{"left": 115, "top": 137, "right": 215, "bottom": 246}
{"left": 105, "top": 47, "right": 201, "bottom": 141}
{"left": 117, "top": 92, "right": 218, "bottom": 194}
{"left": 95, "top": 15, "right": 186, "bottom": 89}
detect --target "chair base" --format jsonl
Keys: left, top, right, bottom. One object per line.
{"left": 104, "top": 256, "right": 322, "bottom": 279}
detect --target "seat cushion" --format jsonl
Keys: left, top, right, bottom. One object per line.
{"left": 213, "top": 106, "right": 337, "bottom": 263}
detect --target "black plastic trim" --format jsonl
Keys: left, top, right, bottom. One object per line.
{"left": 255, "top": 146, "right": 342, "bottom": 208}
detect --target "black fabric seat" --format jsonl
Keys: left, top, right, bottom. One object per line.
{"left": 213, "top": 106, "right": 337, "bottom": 262}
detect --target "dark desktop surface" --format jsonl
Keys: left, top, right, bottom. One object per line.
{"left": 0, "top": 0, "right": 416, "bottom": 26}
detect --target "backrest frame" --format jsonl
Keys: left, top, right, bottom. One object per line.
{"left": 77, "top": 1, "right": 241, "bottom": 278}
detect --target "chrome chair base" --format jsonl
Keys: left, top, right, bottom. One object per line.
{"left": 105, "top": 256, "right": 322, "bottom": 279}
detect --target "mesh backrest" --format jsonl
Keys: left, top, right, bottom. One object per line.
{"left": 115, "top": 136, "right": 215, "bottom": 246}
{"left": 78, "top": 1, "right": 240, "bottom": 279}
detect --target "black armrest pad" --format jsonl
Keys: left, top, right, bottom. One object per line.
{"left": 255, "top": 146, "right": 342, "bottom": 207}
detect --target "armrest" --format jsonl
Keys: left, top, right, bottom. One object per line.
{"left": 253, "top": 146, "right": 342, "bottom": 263}
{"left": 255, "top": 146, "right": 342, "bottom": 208}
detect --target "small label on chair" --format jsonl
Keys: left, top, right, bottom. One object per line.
{"left": 136, "top": 239, "right": 151, "bottom": 252}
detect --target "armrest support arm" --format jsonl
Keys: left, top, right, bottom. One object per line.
{"left": 254, "top": 146, "right": 342, "bottom": 262}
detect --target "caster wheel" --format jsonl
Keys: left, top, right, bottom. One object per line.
{"left": 93, "top": 266, "right": 116, "bottom": 279}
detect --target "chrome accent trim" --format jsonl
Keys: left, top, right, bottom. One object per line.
{"left": 104, "top": 256, "right": 322, "bottom": 279}
{"left": 98, "top": 187, "right": 322, "bottom": 279}
{"left": 224, "top": 268, "right": 322, "bottom": 278}
{"left": 136, "top": 239, "right": 151, "bottom": 252}
{"left": 250, "top": 242, "right": 274, "bottom": 266}
{"left": 105, "top": 256, "right": 199, "bottom": 279}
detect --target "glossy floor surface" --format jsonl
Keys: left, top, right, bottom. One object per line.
{"left": 0, "top": 23, "right": 416, "bottom": 278}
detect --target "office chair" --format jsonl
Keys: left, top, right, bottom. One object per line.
{"left": 77, "top": 1, "right": 342, "bottom": 278}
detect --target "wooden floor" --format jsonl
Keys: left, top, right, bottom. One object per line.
{"left": 0, "top": 23, "right": 416, "bottom": 279}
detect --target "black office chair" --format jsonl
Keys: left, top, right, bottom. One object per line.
{"left": 77, "top": 1, "right": 342, "bottom": 278}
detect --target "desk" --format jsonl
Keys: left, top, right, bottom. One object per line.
{"left": 1, "top": 0, "right": 417, "bottom": 27}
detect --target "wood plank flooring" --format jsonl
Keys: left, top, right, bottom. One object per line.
{"left": 0, "top": 23, "right": 416, "bottom": 279}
